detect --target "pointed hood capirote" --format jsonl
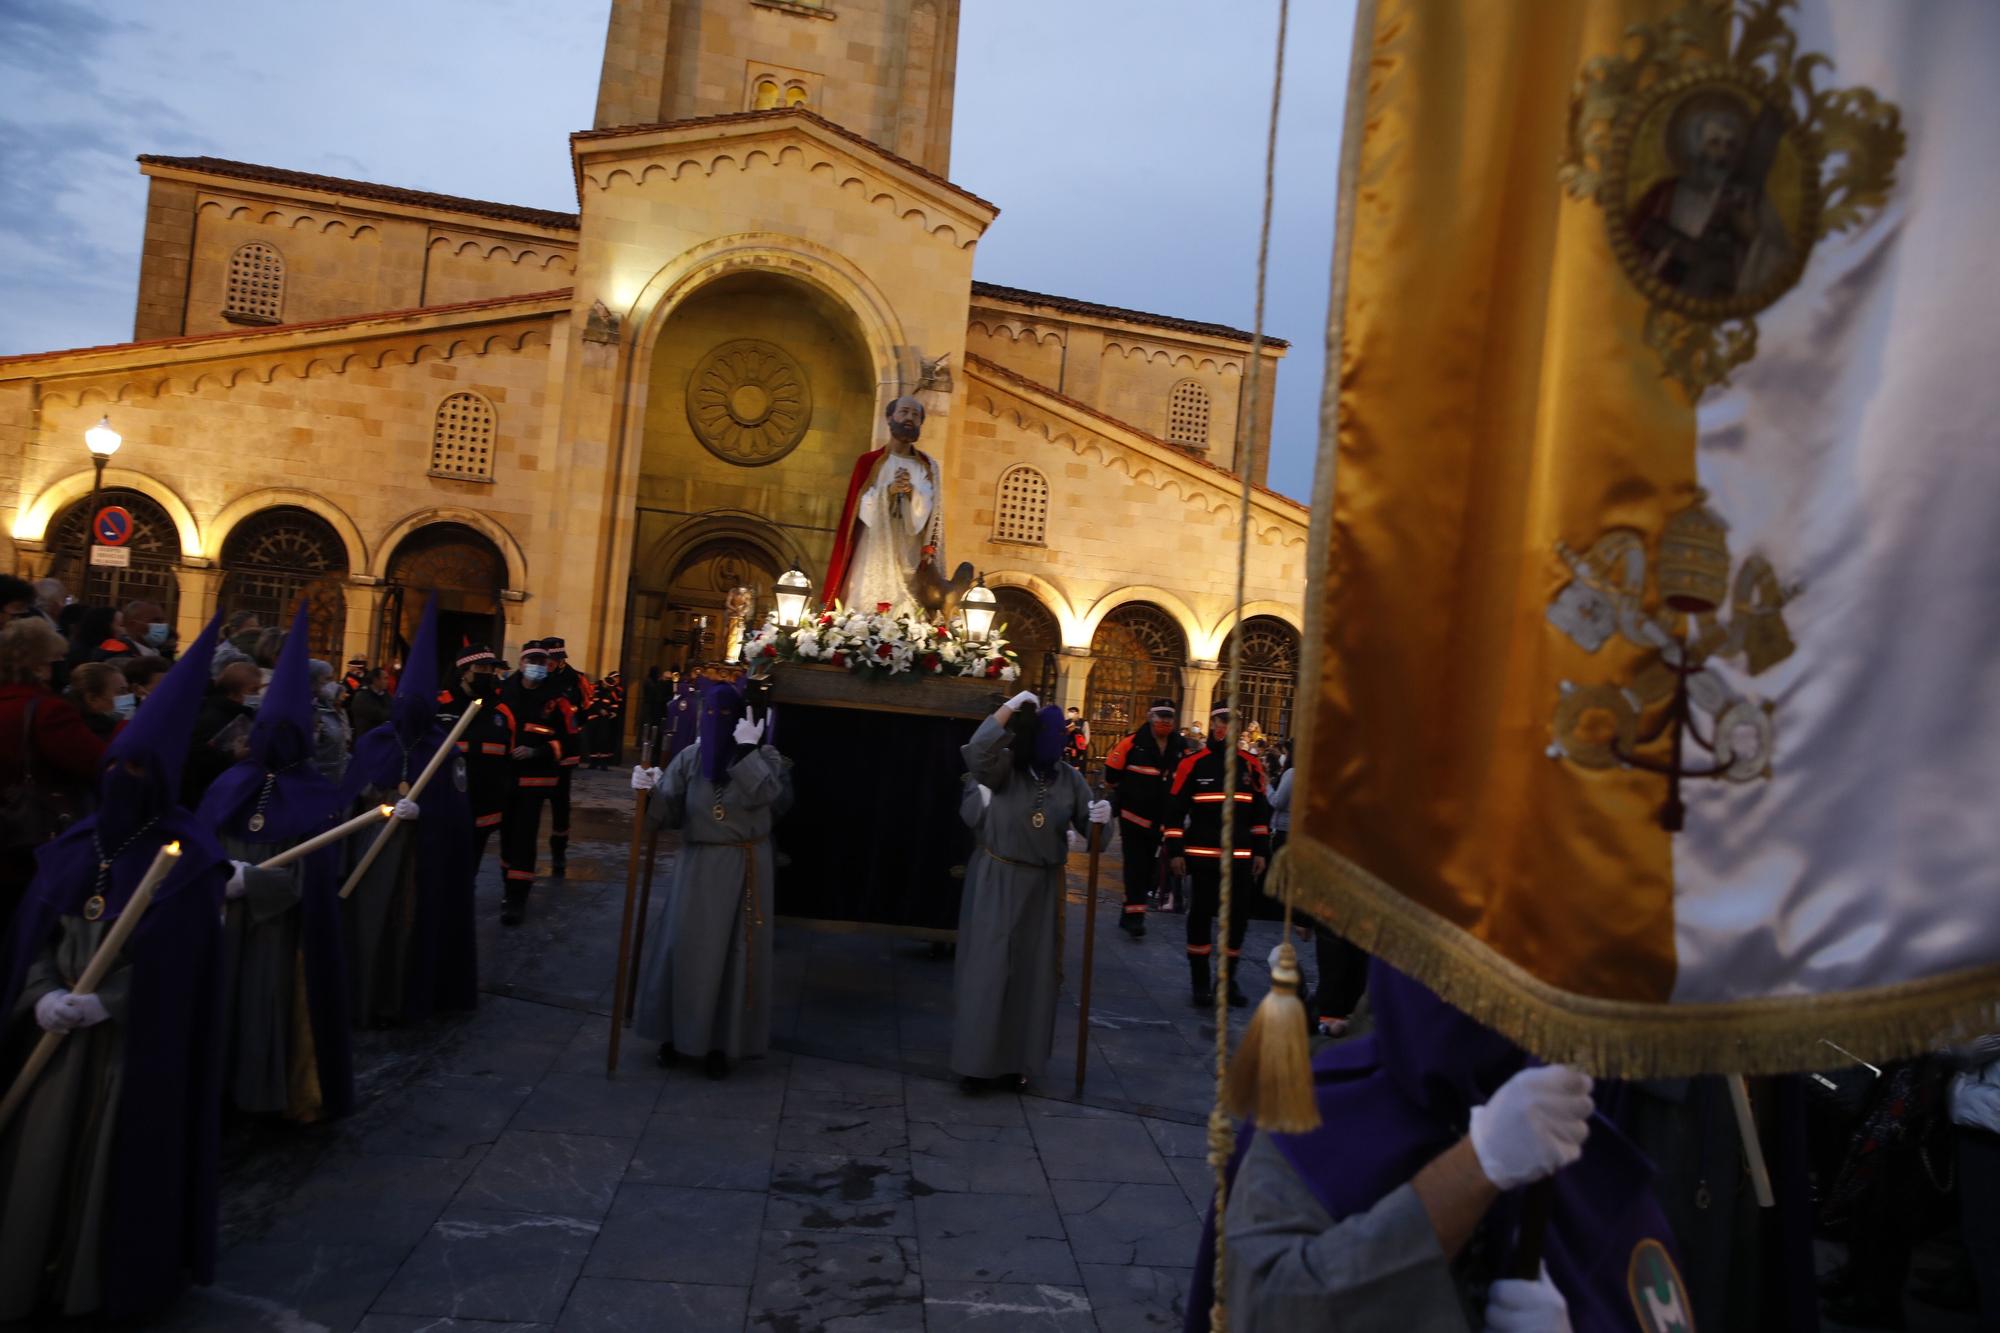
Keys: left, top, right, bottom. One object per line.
{"left": 342, "top": 595, "right": 443, "bottom": 800}
{"left": 697, "top": 679, "right": 748, "bottom": 784}
{"left": 98, "top": 609, "right": 224, "bottom": 850}
{"left": 196, "top": 600, "right": 340, "bottom": 845}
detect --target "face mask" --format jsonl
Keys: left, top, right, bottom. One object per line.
{"left": 523, "top": 664, "right": 548, "bottom": 684}
{"left": 144, "top": 622, "right": 170, "bottom": 646}
{"left": 112, "top": 693, "right": 137, "bottom": 720}
{"left": 469, "top": 675, "right": 498, "bottom": 699}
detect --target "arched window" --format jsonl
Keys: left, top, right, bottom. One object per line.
{"left": 784, "top": 84, "right": 809, "bottom": 107}
{"left": 1221, "top": 616, "right": 1302, "bottom": 741}
{"left": 430, "top": 392, "right": 497, "bottom": 481}
{"left": 48, "top": 487, "right": 182, "bottom": 618}
{"left": 992, "top": 464, "right": 1049, "bottom": 545}
{"left": 218, "top": 506, "right": 348, "bottom": 659}
{"left": 753, "top": 79, "right": 782, "bottom": 110}
{"left": 994, "top": 587, "right": 1059, "bottom": 701}
{"left": 378, "top": 521, "right": 510, "bottom": 674}
{"left": 1086, "top": 602, "right": 1187, "bottom": 764}
{"left": 1167, "top": 378, "right": 1211, "bottom": 452}
{"left": 225, "top": 242, "right": 284, "bottom": 324}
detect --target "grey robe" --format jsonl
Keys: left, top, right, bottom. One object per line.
{"left": 0, "top": 919, "right": 130, "bottom": 1321}
{"left": 218, "top": 832, "right": 313, "bottom": 1117}
{"left": 950, "top": 715, "right": 1091, "bottom": 1080}
{"left": 1224, "top": 1132, "right": 1470, "bottom": 1332}
{"left": 632, "top": 743, "right": 791, "bottom": 1060}
{"left": 342, "top": 788, "right": 416, "bottom": 1025}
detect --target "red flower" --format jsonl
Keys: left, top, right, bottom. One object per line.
{"left": 922, "top": 653, "right": 940, "bottom": 671}
{"left": 986, "top": 660, "right": 1003, "bottom": 678}
{"left": 819, "top": 613, "right": 834, "bottom": 626}
{"left": 831, "top": 652, "right": 846, "bottom": 667}
{"left": 761, "top": 644, "right": 777, "bottom": 657}
{"left": 876, "top": 642, "right": 894, "bottom": 659}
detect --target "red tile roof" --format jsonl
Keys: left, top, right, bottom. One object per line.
{"left": 970, "top": 282, "right": 1289, "bottom": 350}
{"left": 0, "top": 289, "right": 573, "bottom": 369}
{"left": 138, "top": 155, "right": 581, "bottom": 230}
{"left": 963, "top": 353, "right": 1306, "bottom": 514}
{"left": 573, "top": 107, "right": 998, "bottom": 213}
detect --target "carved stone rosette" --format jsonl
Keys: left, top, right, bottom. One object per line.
{"left": 687, "top": 339, "right": 813, "bottom": 466}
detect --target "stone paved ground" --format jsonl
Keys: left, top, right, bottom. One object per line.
{"left": 154, "top": 769, "right": 1285, "bottom": 1332}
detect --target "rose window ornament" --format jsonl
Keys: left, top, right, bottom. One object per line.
{"left": 686, "top": 339, "right": 813, "bottom": 466}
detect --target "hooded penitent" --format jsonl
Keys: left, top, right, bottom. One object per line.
{"left": 335, "top": 594, "right": 477, "bottom": 1020}
{"left": 1009, "top": 703, "right": 1067, "bottom": 772}
{"left": 698, "top": 679, "right": 748, "bottom": 785}
{"left": 0, "top": 611, "right": 231, "bottom": 1319}
{"left": 1184, "top": 961, "right": 1684, "bottom": 1333}
{"left": 194, "top": 598, "right": 353, "bottom": 1116}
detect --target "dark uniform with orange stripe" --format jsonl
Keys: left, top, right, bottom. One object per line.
{"left": 1162, "top": 737, "right": 1271, "bottom": 1005}
{"left": 584, "top": 671, "right": 624, "bottom": 769}
{"left": 544, "top": 637, "right": 589, "bottom": 877}
{"left": 437, "top": 644, "right": 511, "bottom": 871}
{"left": 1102, "top": 713, "right": 1188, "bottom": 938}
{"left": 495, "top": 645, "right": 574, "bottom": 922}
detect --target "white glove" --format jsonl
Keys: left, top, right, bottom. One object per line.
{"left": 1484, "top": 1267, "right": 1571, "bottom": 1333}
{"left": 35, "top": 989, "right": 77, "bottom": 1032}
{"left": 977, "top": 783, "right": 993, "bottom": 810}
{"left": 1005, "top": 690, "right": 1039, "bottom": 713}
{"left": 1469, "top": 1066, "right": 1594, "bottom": 1189}
{"left": 732, "top": 715, "right": 766, "bottom": 746}
{"left": 1087, "top": 799, "right": 1112, "bottom": 825}
{"left": 393, "top": 798, "right": 421, "bottom": 822}
{"left": 631, "top": 765, "right": 662, "bottom": 791}
{"left": 225, "top": 860, "right": 251, "bottom": 900}
{"left": 60, "top": 993, "right": 109, "bottom": 1028}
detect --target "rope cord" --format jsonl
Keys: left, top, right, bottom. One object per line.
{"left": 1210, "top": 1, "right": 1289, "bottom": 1325}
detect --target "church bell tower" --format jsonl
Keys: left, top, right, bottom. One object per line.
{"left": 593, "top": 0, "right": 960, "bottom": 175}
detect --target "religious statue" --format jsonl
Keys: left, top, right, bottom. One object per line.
{"left": 824, "top": 395, "right": 974, "bottom": 616}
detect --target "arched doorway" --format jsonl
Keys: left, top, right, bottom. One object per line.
{"left": 650, "top": 536, "right": 781, "bottom": 674}
{"left": 378, "top": 522, "right": 508, "bottom": 678}
{"left": 218, "top": 506, "right": 347, "bottom": 658}
{"left": 1220, "top": 616, "right": 1302, "bottom": 742}
{"left": 1085, "top": 602, "right": 1187, "bottom": 764}
{"left": 994, "top": 587, "right": 1059, "bottom": 702}
{"left": 47, "top": 487, "right": 182, "bottom": 617}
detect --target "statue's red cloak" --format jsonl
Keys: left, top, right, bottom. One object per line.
{"left": 822, "top": 447, "right": 886, "bottom": 609}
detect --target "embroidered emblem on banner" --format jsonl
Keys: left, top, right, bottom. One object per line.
{"left": 1627, "top": 1239, "right": 1695, "bottom": 1332}
{"left": 1560, "top": 0, "right": 1903, "bottom": 398}
{"left": 1547, "top": 494, "right": 1798, "bottom": 832}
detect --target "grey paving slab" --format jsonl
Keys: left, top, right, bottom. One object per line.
{"left": 778, "top": 1105, "right": 910, "bottom": 1158}
{"left": 555, "top": 1276, "right": 749, "bottom": 1332}
{"left": 584, "top": 1182, "right": 766, "bottom": 1285}
{"left": 1051, "top": 1180, "right": 1206, "bottom": 1267}
{"left": 1141, "top": 1116, "right": 1209, "bottom": 1160}
{"left": 651, "top": 1058, "right": 792, "bottom": 1120}
{"left": 155, "top": 1241, "right": 407, "bottom": 1333}
{"left": 921, "top": 1281, "right": 1095, "bottom": 1330}
{"left": 787, "top": 1053, "right": 906, "bottom": 1108}
{"left": 909, "top": 1118, "right": 1048, "bottom": 1197}
{"left": 347, "top": 1073, "right": 536, "bottom": 1160}
{"left": 260, "top": 1151, "right": 479, "bottom": 1248}
{"left": 511, "top": 1072, "right": 664, "bottom": 1138}
{"left": 1027, "top": 1108, "right": 1176, "bottom": 1185}
{"left": 904, "top": 1073, "right": 1027, "bottom": 1128}
{"left": 372, "top": 1208, "right": 598, "bottom": 1325}
{"left": 358, "top": 1319, "right": 553, "bottom": 1333}
{"left": 766, "top": 1150, "right": 916, "bottom": 1234}
{"left": 749, "top": 1231, "right": 924, "bottom": 1332}
{"left": 1079, "top": 1263, "right": 1194, "bottom": 1332}
{"left": 914, "top": 1192, "right": 1081, "bottom": 1286}
{"left": 628, "top": 1111, "right": 778, "bottom": 1190}
{"left": 1167, "top": 1156, "right": 1217, "bottom": 1218}
{"left": 455, "top": 1129, "right": 636, "bottom": 1217}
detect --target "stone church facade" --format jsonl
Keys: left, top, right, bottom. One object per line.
{"left": 0, "top": 0, "right": 1310, "bottom": 752}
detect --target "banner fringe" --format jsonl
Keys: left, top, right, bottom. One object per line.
{"left": 1271, "top": 838, "right": 2000, "bottom": 1078}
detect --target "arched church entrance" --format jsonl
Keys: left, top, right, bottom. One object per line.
{"left": 1220, "top": 616, "right": 1302, "bottom": 742}
{"left": 48, "top": 487, "right": 181, "bottom": 618}
{"left": 1085, "top": 602, "right": 1188, "bottom": 765}
{"left": 994, "top": 586, "right": 1059, "bottom": 702}
{"left": 628, "top": 266, "right": 877, "bottom": 685}
{"left": 218, "top": 505, "right": 347, "bottom": 658}
{"left": 377, "top": 522, "right": 508, "bottom": 679}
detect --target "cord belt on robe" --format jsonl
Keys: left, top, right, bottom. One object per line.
{"left": 982, "top": 849, "right": 1063, "bottom": 871}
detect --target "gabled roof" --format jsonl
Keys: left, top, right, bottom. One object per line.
{"left": 964, "top": 353, "right": 1307, "bottom": 516}
{"left": 0, "top": 289, "right": 572, "bottom": 371}
{"left": 138, "top": 155, "right": 581, "bottom": 230}
{"left": 574, "top": 107, "right": 997, "bottom": 213}
{"left": 971, "top": 281, "right": 1289, "bottom": 350}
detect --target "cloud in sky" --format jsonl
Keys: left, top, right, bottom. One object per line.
{"left": 0, "top": 0, "right": 1353, "bottom": 500}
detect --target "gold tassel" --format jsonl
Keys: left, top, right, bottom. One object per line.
{"left": 1225, "top": 939, "right": 1321, "bottom": 1133}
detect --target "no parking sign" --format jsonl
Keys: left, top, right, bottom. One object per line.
{"left": 93, "top": 506, "right": 133, "bottom": 546}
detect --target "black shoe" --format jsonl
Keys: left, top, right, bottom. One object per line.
{"left": 1120, "top": 912, "right": 1146, "bottom": 939}
{"left": 1190, "top": 985, "right": 1214, "bottom": 1010}
{"left": 704, "top": 1050, "right": 730, "bottom": 1080}
{"left": 550, "top": 855, "right": 567, "bottom": 879}
{"left": 656, "top": 1043, "right": 679, "bottom": 1068}
{"left": 500, "top": 890, "right": 526, "bottom": 926}
{"left": 1227, "top": 982, "right": 1249, "bottom": 1008}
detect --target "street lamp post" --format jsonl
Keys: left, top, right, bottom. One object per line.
{"left": 81, "top": 416, "right": 122, "bottom": 603}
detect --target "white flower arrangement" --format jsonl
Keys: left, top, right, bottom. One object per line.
{"left": 740, "top": 604, "right": 1020, "bottom": 681}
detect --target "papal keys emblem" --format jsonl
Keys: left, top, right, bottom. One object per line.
{"left": 1546, "top": 495, "right": 1798, "bottom": 833}
{"left": 1560, "top": 0, "right": 1903, "bottom": 399}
